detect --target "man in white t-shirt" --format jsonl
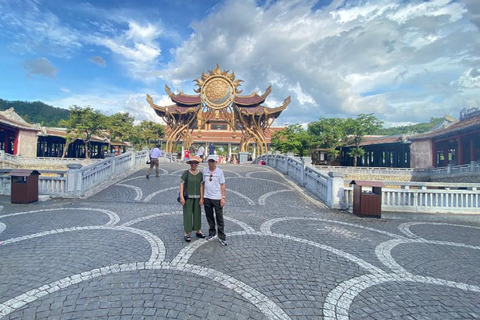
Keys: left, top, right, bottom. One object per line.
{"left": 146, "top": 144, "right": 162, "bottom": 179}
{"left": 196, "top": 145, "right": 205, "bottom": 162}
{"left": 202, "top": 154, "right": 227, "bottom": 245}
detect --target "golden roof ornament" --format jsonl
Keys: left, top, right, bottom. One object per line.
{"left": 194, "top": 64, "right": 243, "bottom": 110}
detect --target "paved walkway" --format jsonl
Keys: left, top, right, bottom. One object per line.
{"left": 0, "top": 163, "right": 479, "bottom": 320}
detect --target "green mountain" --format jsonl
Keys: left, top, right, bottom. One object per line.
{"left": 377, "top": 117, "right": 444, "bottom": 135}
{"left": 0, "top": 99, "right": 69, "bottom": 126}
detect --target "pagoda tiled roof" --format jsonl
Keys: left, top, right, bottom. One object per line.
{"left": 342, "top": 135, "right": 408, "bottom": 148}
{"left": 235, "top": 96, "right": 290, "bottom": 118}
{"left": 165, "top": 85, "right": 201, "bottom": 105}
{"left": 233, "top": 86, "right": 272, "bottom": 106}
{"left": 359, "top": 135, "right": 407, "bottom": 146}
{"left": 0, "top": 108, "right": 40, "bottom": 131}
{"left": 41, "top": 128, "right": 68, "bottom": 138}
{"left": 410, "top": 115, "right": 480, "bottom": 140}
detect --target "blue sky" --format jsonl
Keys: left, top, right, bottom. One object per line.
{"left": 1, "top": 0, "right": 479, "bottom": 127}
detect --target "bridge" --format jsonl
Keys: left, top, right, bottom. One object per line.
{"left": 0, "top": 162, "right": 479, "bottom": 319}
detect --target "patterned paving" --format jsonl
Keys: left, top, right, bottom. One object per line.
{"left": 0, "top": 163, "right": 479, "bottom": 319}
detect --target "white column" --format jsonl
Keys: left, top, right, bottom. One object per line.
{"left": 327, "top": 172, "right": 344, "bottom": 209}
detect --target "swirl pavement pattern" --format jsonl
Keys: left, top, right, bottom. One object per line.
{"left": 0, "top": 163, "right": 479, "bottom": 319}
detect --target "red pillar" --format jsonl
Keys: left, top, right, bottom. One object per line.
{"left": 13, "top": 131, "right": 19, "bottom": 155}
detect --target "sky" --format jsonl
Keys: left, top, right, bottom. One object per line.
{"left": 0, "top": 0, "right": 479, "bottom": 127}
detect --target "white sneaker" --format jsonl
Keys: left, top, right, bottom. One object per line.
{"left": 218, "top": 238, "right": 228, "bottom": 246}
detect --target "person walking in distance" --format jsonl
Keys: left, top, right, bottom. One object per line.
{"left": 208, "top": 142, "right": 215, "bottom": 155}
{"left": 202, "top": 154, "right": 227, "bottom": 245}
{"left": 146, "top": 144, "right": 162, "bottom": 179}
{"left": 196, "top": 145, "right": 205, "bottom": 162}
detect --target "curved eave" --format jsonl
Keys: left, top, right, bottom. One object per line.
{"left": 0, "top": 118, "right": 40, "bottom": 131}
{"left": 236, "top": 96, "right": 290, "bottom": 118}
{"left": 153, "top": 105, "right": 199, "bottom": 117}
{"left": 147, "top": 94, "right": 199, "bottom": 117}
{"left": 39, "top": 130, "right": 67, "bottom": 138}
{"left": 233, "top": 85, "right": 272, "bottom": 106}
{"left": 165, "top": 85, "right": 201, "bottom": 105}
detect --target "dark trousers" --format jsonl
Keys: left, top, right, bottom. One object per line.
{"left": 204, "top": 198, "right": 225, "bottom": 240}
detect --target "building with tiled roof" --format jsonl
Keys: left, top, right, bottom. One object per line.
{"left": 340, "top": 134, "right": 411, "bottom": 168}
{"left": 409, "top": 109, "right": 480, "bottom": 168}
{"left": 0, "top": 108, "right": 40, "bottom": 157}
{"left": 339, "top": 109, "right": 480, "bottom": 168}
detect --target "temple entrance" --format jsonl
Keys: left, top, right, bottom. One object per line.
{"left": 146, "top": 65, "right": 290, "bottom": 156}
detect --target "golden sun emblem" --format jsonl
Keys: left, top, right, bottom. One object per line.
{"left": 194, "top": 65, "right": 243, "bottom": 110}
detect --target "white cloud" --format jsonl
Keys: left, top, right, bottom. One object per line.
{"left": 157, "top": 0, "right": 480, "bottom": 125}
{"left": 23, "top": 58, "right": 58, "bottom": 78}
{"left": 0, "top": 0, "right": 81, "bottom": 57}
{"left": 86, "top": 21, "right": 162, "bottom": 81}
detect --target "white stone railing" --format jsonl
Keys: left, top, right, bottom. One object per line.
{"left": 256, "top": 154, "right": 480, "bottom": 213}
{"left": 430, "top": 162, "right": 480, "bottom": 176}
{"left": 165, "top": 152, "right": 181, "bottom": 162}
{"left": 343, "top": 182, "right": 480, "bottom": 214}
{"left": 0, "top": 150, "right": 99, "bottom": 167}
{"left": 0, "top": 150, "right": 149, "bottom": 198}
{"left": 0, "top": 169, "right": 67, "bottom": 196}
{"left": 314, "top": 165, "right": 423, "bottom": 176}
{"left": 314, "top": 162, "right": 480, "bottom": 178}
{"left": 257, "top": 154, "right": 344, "bottom": 208}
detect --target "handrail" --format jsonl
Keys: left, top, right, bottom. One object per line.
{"left": 0, "top": 150, "right": 149, "bottom": 198}
{"left": 256, "top": 153, "right": 480, "bottom": 213}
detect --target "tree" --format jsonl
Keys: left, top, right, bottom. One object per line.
{"left": 345, "top": 113, "right": 383, "bottom": 167}
{"left": 271, "top": 124, "right": 313, "bottom": 157}
{"left": 106, "top": 112, "right": 135, "bottom": 142}
{"left": 133, "top": 121, "right": 165, "bottom": 149}
{"left": 59, "top": 106, "right": 108, "bottom": 158}
{"left": 308, "top": 117, "right": 348, "bottom": 163}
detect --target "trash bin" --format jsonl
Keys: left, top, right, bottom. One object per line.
{"left": 350, "top": 180, "right": 384, "bottom": 218}
{"left": 10, "top": 169, "right": 41, "bottom": 204}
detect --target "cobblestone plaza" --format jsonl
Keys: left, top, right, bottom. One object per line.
{"left": 1, "top": 163, "right": 479, "bottom": 319}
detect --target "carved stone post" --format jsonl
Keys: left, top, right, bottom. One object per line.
{"left": 66, "top": 163, "right": 83, "bottom": 197}
{"left": 327, "top": 172, "right": 344, "bottom": 209}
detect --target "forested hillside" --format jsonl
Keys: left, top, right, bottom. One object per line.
{"left": 377, "top": 117, "right": 445, "bottom": 135}
{"left": 0, "top": 99, "right": 69, "bottom": 126}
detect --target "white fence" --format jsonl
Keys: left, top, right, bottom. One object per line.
{"left": 0, "top": 150, "right": 149, "bottom": 198}
{"left": 256, "top": 154, "right": 480, "bottom": 214}
{"left": 343, "top": 183, "right": 479, "bottom": 214}
{"left": 260, "top": 154, "right": 344, "bottom": 209}
{"left": 430, "top": 162, "right": 480, "bottom": 176}
{"left": 314, "top": 161, "right": 480, "bottom": 178}
{"left": 0, "top": 150, "right": 98, "bottom": 167}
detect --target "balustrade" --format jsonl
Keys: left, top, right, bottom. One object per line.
{"left": 256, "top": 154, "right": 480, "bottom": 213}
{"left": 0, "top": 150, "right": 149, "bottom": 198}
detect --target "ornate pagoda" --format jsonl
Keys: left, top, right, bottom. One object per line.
{"left": 146, "top": 65, "right": 290, "bottom": 154}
